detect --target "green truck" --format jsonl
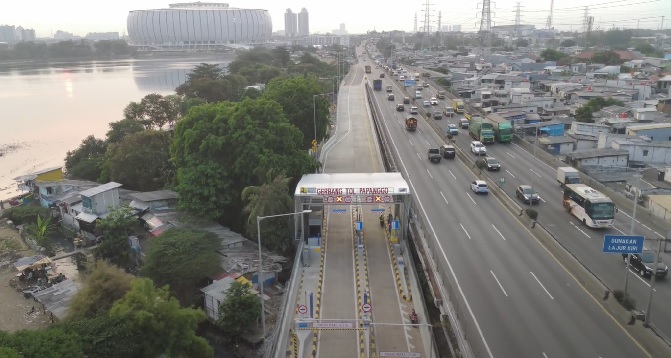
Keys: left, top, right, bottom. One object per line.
{"left": 469, "top": 117, "right": 495, "bottom": 144}
{"left": 485, "top": 113, "right": 513, "bottom": 143}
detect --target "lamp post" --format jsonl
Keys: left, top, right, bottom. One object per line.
{"left": 623, "top": 174, "right": 641, "bottom": 298}
{"left": 256, "top": 210, "right": 312, "bottom": 342}
{"left": 313, "top": 92, "right": 335, "bottom": 144}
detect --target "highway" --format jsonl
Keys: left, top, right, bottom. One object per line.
{"left": 409, "top": 73, "right": 671, "bottom": 340}
{"left": 313, "top": 51, "right": 428, "bottom": 357}
{"left": 365, "top": 46, "right": 653, "bottom": 357}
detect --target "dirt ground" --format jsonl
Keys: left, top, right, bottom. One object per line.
{"left": 0, "top": 224, "right": 52, "bottom": 332}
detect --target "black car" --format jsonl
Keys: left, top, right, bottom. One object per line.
{"left": 482, "top": 157, "right": 501, "bottom": 171}
{"left": 623, "top": 251, "right": 668, "bottom": 278}
{"left": 516, "top": 185, "right": 540, "bottom": 204}
{"left": 403, "top": 97, "right": 411, "bottom": 104}
{"left": 387, "top": 93, "right": 395, "bottom": 101}
{"left": 380, "top": 73, "right": 385, "bottom": 78}
{"left": 396, "top": 104, "right": 405, "bottom": 112}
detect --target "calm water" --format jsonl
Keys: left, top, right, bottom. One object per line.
{"left": 0, "top": 55, "right": 233, "bottom": 200}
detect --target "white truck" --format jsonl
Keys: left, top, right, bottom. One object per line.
{"left": 557, "top": 167, "right": 582, "bottom": 186}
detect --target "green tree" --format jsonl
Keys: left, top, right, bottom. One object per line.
{"left": 64, "top": 135, "right": 107, "bottom": 181}
{"left": 217, "top": 281, "right": 261, "bottom": 338}
{"left": 238, "top": 63, "right": 282, "bottom": 84}
{"left": 142, "top": 229, "right": 221, "bottom": 305}
{"left": 0, "top": 205, "right": 49, "bottom": 225}
{"left": 94, "top": 206, "right": 138, "bottom": 271}
{"left": 575, "top": 97, "right": 625, "bottom": 123}
{"left": 272, "top": 46, "right": 291, "bottom": 67}
{"left": 110, "top": 278, "right": 213, "bottom": 358}
{"left": 59, "top": 316, "right": 141, "bottom": 358}
{"left": 0, "top": 328, "right": 85, "bottom": 358}
{"left": 263, "top": 75, "right": 331, "bottom": 148}
{"left": 603, "top": 29, "right": 632, "bottom": 48}
{"left": 123, "top": 94, "right": 181, "bottom": 129}
{"left": 515, "top": 38, "right": 529, "bottom": 48}
{"left": 540, "top": 48, "right": 565, "bottom": 61}
{"left": 106, "top": 118, "right": 145, "bottom": 144}
{"left": 176, "top": 75, "right": 247, "bottom": 103}
{"left": 241, "top": 170, "right": 294, "bottom": 252}
{"left": 634, "top": 43, "right": 657, "bottom": 56}
{"left": 102, "top": 130, "right": 174, "bottom": 191}
{"left": 171, "top": 98, "right": 316, "bottom": 225}
{"left": 560, "top": 39, "right": 577, "bottom": 47}
{"left": 185, "top": 63, "right": 225, "bottom": 82}
{"left": 242, "top": 87, "right": 262, "bottom": 99}
{"left": 228, "top": 48, "right": 275, "bottom": 74}
{"left": 26, "top": 216, "right": 57, "bottom": 253}
{"left": 67, "top": 261, "right": 133, "bottom": 320}
{"left": 591, "top": 50, "right": 623, "bottom": 65}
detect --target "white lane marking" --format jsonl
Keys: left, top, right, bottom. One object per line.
{"left": 643, "top": 224, "right": 651, "bottom": 231}
{"left": 490, "top": 271, "right": 508, "bottom": 297}
{"left": 371, "top": 84, "right": 494, "bottom": 358}
{"left": 539, "top": 197, "right": 546, "bottom": 203}
{"left": 418, "top": 129, "right": 423, "bottom": 135}
{"left": 530, "top": 272, "right": 555, "bottom": 300}
{"left": 409, "top": 139, "right": 413, "bottom": 146}
{"left": 512, "top": 143, "right": 554, "bottom": 169}
{"left": 505, "top": 170, "right": 516, "bottom": 179}
{"left": 530, "top": 168, "right": 542, "bottom": 178}
{"left": 614, "top": 227, "right": 626, "bottom": 235}
{"left": 654, "top": 231, "right": 662, "bottom": 237}
{"left": 492, "top": 224, "right": 506, "bottom": 241}
{"left": 427, "top": 169, "right": 434, "bottom": 180}
{"left": 440, "top": 191, "right": 449, "bottom": 205}
{"left": 506, "top": 152, "right": 515, "bottom": 159}
{"left": 448, "top": 170, "right": 457, "bottom": 180}
{"left": 542, "top": 353, "right": 549, "bottom": 358}
{"left": 425, "top": 139, "right": 430, "bottom": 146}
{"left": 416, "top": 152, "right": 421, "bottom": 160}
{"left": 460, "top": 223, "right": 472, "bottom": 240}
{"left": 569, "top": 222, "right": 591, "bottom": 239}
{"left": 467, "top": 193, "right": 477, "bottom": 205}
{"left": 627, "top": 268, "right": 657, "bottom": 291}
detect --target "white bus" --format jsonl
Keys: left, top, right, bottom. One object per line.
{"left": 562, "top": 184, "right": 615, "bottom": 228}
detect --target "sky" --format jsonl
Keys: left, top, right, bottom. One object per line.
{"left": 0, "top": 0, "right": 668, "bottom": 38}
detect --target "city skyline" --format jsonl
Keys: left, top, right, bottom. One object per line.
{"left": 0, "top": 0, "right": 669, "bottom": 38}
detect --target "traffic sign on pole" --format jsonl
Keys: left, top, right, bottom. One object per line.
{"left": 355, "top": 221, "right": 363, "bottom": 231}
{"left": 362, "top": 303, "right": 372, "bottom": 313}
{"left": 602, "top": 235, "right": 645, "bottom": 254}
{"left": 297, "top": 305, "right": 308, "bottom": 316}
{"left": 391, "top": 220, "right": 400, "bottom": 230}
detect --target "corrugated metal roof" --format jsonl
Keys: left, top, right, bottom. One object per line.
{"left": 33, "top": 279, "right": 80, "bottom": 320}
{"left": 129, "top": 190, "right": 178, "bottom": 202}
{"left": 79, "top": 182, "right": 122, "bottom": 197}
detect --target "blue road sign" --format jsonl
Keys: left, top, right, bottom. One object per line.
{"left": 332, "top": 209, "right": 347, "bottom": 214}
{"left": 298, "top": 322, "right": 308, "bottom": 329}
{"left": 371, "top": 208, "right": 386, "bottom": 213}
{"left": 355, "top": 221, "right": 363, "bottom": 231}
{"left": 391, "top": 220, "right": 400, "bottom": 230}
{"left": 602, "top": 235, "right": 644, "bottom": 254}
{"left": 404, "top": 79, "right": 416, "bottom": 87}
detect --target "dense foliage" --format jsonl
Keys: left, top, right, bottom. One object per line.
{"left": 0, "top": 328, "right": 85, "bottom": 358}
{"left": 0, "top": 40, "right": 135, "bottom": 61}
{"left": 142, "top": 229, "right": 222, "bottom": 305}
{"left": 217, "top": 281, "right": 261, "bottom": 337}
{"left": 575, "top": 97, "right": 625, "bottom": 123}
{"left": 0, "top": 205, "right": 49, "bottom": 225}
{"left": 64, "top": 135, "right": 107, "bottom": 181}
{"left": 67, "top": 262, "right": 134, "bottom": 320}
{"left": 94, "top": 207, "right": 139, "bottom": 271}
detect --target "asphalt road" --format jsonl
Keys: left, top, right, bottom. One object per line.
{"left": 365, "top": 49, "right": 651, "bottom": 357}
{"left": 410, "top": 74, "right": 671, "bottom": 341}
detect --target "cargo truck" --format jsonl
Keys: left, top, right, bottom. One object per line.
{"left": 452, "top": 100, "right": 464, "bottom": 114}
{"left": 365, "top": 65, "right": 372, "bottom": 73}
{"left": 469, "top": 118, "right": 495, "bottom": 144}
{"left": 373, "top": 79, "right": 382, "bottom": 91}
{"left": 405, "top": 117, "right": 418, "bottom": 132}
{"left": 436, "top": 90, "right": 446, "bottom": 99}
{"left": 557, "top": 167, "right": 582, "bottom": 186}
{"left": 485, "top": 113, "right": 514, "bottom": 143}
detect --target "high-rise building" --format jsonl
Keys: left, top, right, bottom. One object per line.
{"left": 284, "top": 9, "right": 298, "bottom": 37}
{"left": 298, "top": 8, "right": 309, "bottom": 36}
{"left": 339, "top": 23, "right": 347, "bottom": 34}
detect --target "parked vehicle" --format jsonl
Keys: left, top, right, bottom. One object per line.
{"left": 405, "top": 117, "right": 418, "bottom": 131}
{"left": 557, "top": 167, "right": 582, "bottom": 186}
{"left": 471, "top": 180, "right": 489, "bottom": 194}
{"left": 373, "top": 79, "right": 382, "bottom": 91}
{"left": 428, "top": 148, "right": 442, "bottom": 163}
{"left": 623, "top": 252, "right": 668, "bottom": 278}
{"left": 516, "top": 185, "right": 540, "bottom": 204}
{"left": 484, "top": 113, "right": 514, "bottom": 143}
{"left": 440, "top": 144, "right": 456, "bottom": 159}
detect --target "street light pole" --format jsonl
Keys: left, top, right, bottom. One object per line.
{"left": 624, "top": 174, "right": 641, "bottom": 297}
{"left": 644, "top": 238, "right": 663, "bottom": 327}
{"left": 256, "top": 210, "right": 312, "bottom": 343}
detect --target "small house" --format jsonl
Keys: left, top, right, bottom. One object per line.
{"left": 626, "top": 123, "right": 671, "bottom": 142}
{"left": 565, "top": 149, "right": 629, "bottom": 169}
{"left": 201, "top": 275, "right": 258, "bottom": 321}
{"left": 74, "top": 182, "right": 123, "bottom": 240}
{"left": 129, "top": 190, "right": 178, "bottom": 212}
{"left": 612, "top": 139, "right": 671, "bottom": 164}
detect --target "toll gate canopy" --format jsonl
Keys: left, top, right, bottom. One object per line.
{"left": 294, "top": 173, "right": 411, "bottom": 204}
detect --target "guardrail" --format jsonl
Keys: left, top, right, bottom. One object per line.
{"left": 364, "top": 82, "right": 473, "bottom": 358}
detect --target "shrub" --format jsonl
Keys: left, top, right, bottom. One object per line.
{"left": 525, "top": 208, "right": 539, "bottom": 221}
{"left": 1, "top": 205, "right": 49, "bottom": 225}
{"left": 612, "top": 289, "right": 637, "bottom": 310}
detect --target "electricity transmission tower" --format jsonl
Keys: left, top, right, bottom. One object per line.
{"left": 414, "top": 13, "right": 418, "bottom": 33}
{"left": 421, "top": 0, "right": 434, "bottom": 33}
{"left": 478, "top": 0, "right": 492, "bottom": 54}
{"left": 546, "top": 0, "right": 554, "bottom": 29}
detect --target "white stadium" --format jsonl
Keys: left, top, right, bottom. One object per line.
{"left": 127, "top": 2, "right": 272, "bottom": 50}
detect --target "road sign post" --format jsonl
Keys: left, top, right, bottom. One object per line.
{"left": 362, "top": 303, "right": 372, "bottom": 313}
{"left": 297, "top": 304, "right": 308, "bottom": 317}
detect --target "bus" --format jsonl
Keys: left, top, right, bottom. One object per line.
{"left": 562, "top": 184, "right": 615, "bottom": 228}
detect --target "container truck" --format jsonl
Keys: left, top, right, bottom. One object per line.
{"left": 373, "top": 79, "right": 382, "bottom": 91}
{"left": 452, "top": 100, "right": 464, "bottom": 114}
{"left": 469, "top": 118, "right": 495, "bottom": 144}
{"left": 365, "top": 65, "right": 371, "bottom": 73}
{"left": 485, "top": 113, "right": 514, "bottom": 143}
{"left": 557, "top": 167, "right": 582, "bottom": 186}
{"left": 405, "top": 117, "right": 418, "bottom": 132}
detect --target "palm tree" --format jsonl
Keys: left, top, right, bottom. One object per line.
{"left": 241, "top": 170, "right": 294, "bottom": 239}
{"left": 31, "top": 215, "right": 57, "bottom": 253}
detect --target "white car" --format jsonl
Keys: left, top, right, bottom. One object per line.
{"left": 430, "top": 97, "right": 438, "bottom": 105}
{"left": 470, "top": 141, "right": 487, "bottom": 156}
{"left": 423, "top": 100, "right": 431, "bottom": 107}
{"left": 409, "top": 106, "right": 419, "bottom": 114}
{"left": 471, "top": 180, "right": 489, "bottom": 194}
